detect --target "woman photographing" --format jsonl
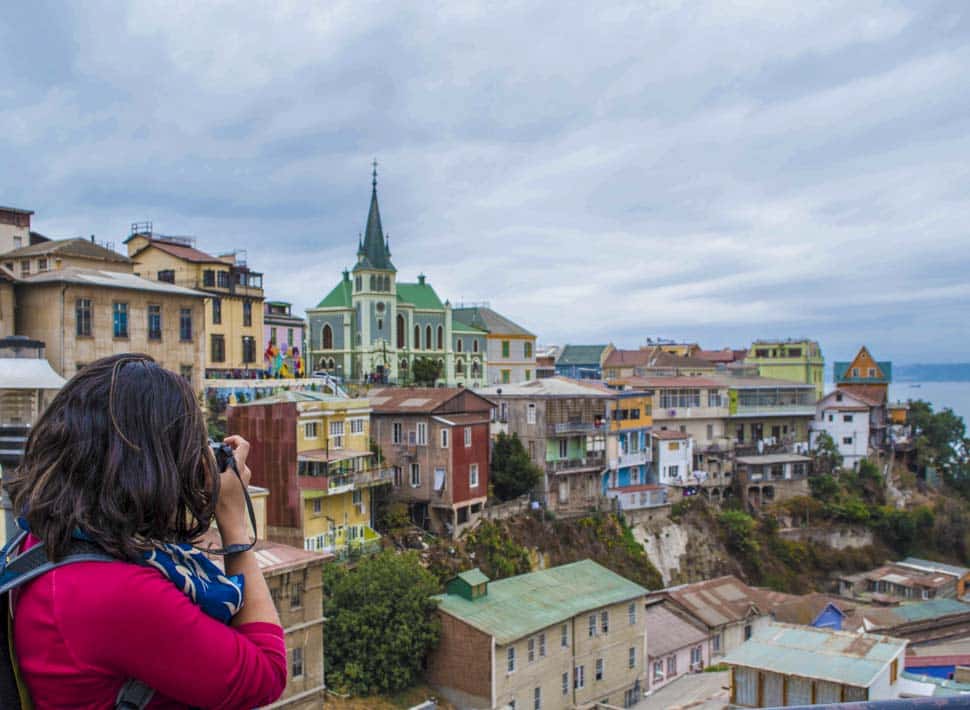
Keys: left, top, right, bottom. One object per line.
{"left": 4, "top": 354, "right": 287, "bottom": 709}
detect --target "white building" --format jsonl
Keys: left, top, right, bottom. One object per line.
{"left": 810, "top": 389, "right": 872, "bottom": 469}
{"left": 652, "top": 430, "right": 694, "bottom": 486}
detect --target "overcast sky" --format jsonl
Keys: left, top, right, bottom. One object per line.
{"left": 3, "top": 1, "right": 968, "bottom": 363}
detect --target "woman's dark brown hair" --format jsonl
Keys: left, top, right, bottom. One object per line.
{"left": 5, "top": 353, "right": 219, "bottom": 561}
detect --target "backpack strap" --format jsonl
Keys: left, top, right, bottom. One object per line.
{"left": 115, "top": 678, "right": 155, "bottom": 709}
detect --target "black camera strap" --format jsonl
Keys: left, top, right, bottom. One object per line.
{"left": 202, "top": 458, "right": 259, "bottom": 556}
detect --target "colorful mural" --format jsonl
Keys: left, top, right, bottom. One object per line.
{"left": 264, "top": 342, "right": 304, "bottom": 378}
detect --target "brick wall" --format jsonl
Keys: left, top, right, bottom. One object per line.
{"left": 426, "top": 611, "right": 492, "bottom": 705}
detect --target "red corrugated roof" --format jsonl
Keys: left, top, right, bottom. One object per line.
{"left": 138, "top": 238, "right": 224, "bottom": 264}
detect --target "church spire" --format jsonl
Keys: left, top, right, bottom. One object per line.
{"left": 354, "top": 160, "right": 396, "bottom": 273}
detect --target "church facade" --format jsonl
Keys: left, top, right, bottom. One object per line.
{"left": 307, "top": 172, "right": 488, "bottom": 387}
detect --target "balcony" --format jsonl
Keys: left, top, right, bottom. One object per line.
{"left": 355, "top": 467, "right": 395, "bottom": 487}
{"left": 731, "top": 404, "right": 816, "bottom": 418}
{"left": 548, "top": 451, "right": 607, "bottom": 473}
{"left": 615, "top": 450, "right": 651, "bottom": 468}
{"left": 548, "top": 421, "right": 602, "bottom": 435}
{"left": 607, "top": 485, "right": 668, "bottom": 510}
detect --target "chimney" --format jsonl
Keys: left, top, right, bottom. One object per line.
{"left": 418, "top": 273, "right": 426, "bottom": 285}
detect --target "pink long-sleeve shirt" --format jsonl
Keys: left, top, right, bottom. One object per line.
{"left": 12, "top": 537, "right": 287, "bottom": 709}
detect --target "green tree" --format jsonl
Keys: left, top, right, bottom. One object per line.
{"left": 324, "top": 552, "right": 441, "bottom": 696}
{"left": 411, "top": 357, "right": 443, "bottom": 386}
{"left": 812, "top": 431, "right": 843, "bottom": 475}
{"left": 910, "top": 400, "right": 968, "bottom": 469}
{"left": 490, "top": 432, "right": 542, "bottom": 501}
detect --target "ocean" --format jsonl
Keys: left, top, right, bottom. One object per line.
{"left": 888, "top": 381, "right": 970, "bottom": 424}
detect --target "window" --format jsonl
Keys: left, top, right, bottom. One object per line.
{"left": 843, "top": 436, "right": 853, "bottom": 445}
{"left": 330, "top": 420, "right": 344, "bottom": 449}
{"left": 179, "top": 308, "right": 192, "bottom": 341}
{"left": 212, "top": 297, "right": 222, "bottom": 324}
{"left": 588, "top": 614, "right": 596, "bottom": 638}
{"left": 524, "top": 341, "right": 532, "bottom": 359}
{"left": 666, "top": 655, "right": 676, "bottom": 676}
{"left": 501, "top": 369, "right": 511, "bottom": 384}
{"left": 312, "top": 498, "right": 322, "bottom": 514}
{"left": 653, "top": 660, "right": 664, "bottom": 682}
{"left": 708, "top": 390, "right": 721, "bottom": 407}
{"left": 628, "top": 602, "right": 636, "bottom": 626}
{"left": 601, "top": 610, "right": 609, "bottom": 634}
{"left": 470, "top": 464, "right": 479, "bottom": 488}
{"left": 527, "top": 403, "right": 536, "bottom": 424}
{"left": 706, "top": 424, "right": 713, "bottom": 441}
{"left": 559, "top": 439, "right": 568, "bottom": 459}
{"left": 713, "top": 633, "right": 721, "bottom": 652}
{"left": 392, "top": 422, "right": 403, "bottom": 444}
{"left": 502, "top": 340, "right": 510, "bottom": 358}
{"left": 574, "top": 665, "right": 585, "bottom": 689}
{"left": 37, "top": 257, "right": 48, "bottom": 272}
{"left": 410, "top": 463, "right": 420, "bottom": 487}
{"left": 179, "top": 365, "right": 192, "bottom": 381}
{"left": 112, "top": 302, "right": 129, "bottom": 338}
{"left": 561, "top": 623, "right": 568, "bottom": 647}
{"left": 533, "top": 687, "right": 541, "bottom": 710}
{"left": 202, "top": 270, "right": 215, "bottom": 287}
{"left": 291, "top": 647, "right": 303, "bottom": 678}
{"left": 143, "top": 304, "right": 162, "bottom": 340}
{"left": 217, "top": 271, "right": 229, "bottom": 288}
{"left": 473, "top": 339, "right": 479, "bottom": 353}
{"left": 20, "top": 259, "right": 29, "bottom": 276}
{"left": 425, "top": 325, "right": 432, "bottom": 350}
{"left": 562, "top": 672, "right": 569, "bottom": 696}
{"left": 852, "top": 367, "right": 859, "bottom": 377}
{"left": 456, "top": 338, "right": 463, "bottom": 353}
{"left": 242, "top": 336, "right": 256, "bottom": 363}
{"left": 156, "top": 269, "right": 175, "bottom": 283}
{"left": 507, "top": 646, "right": 515, "bottom": 673}
{"left": 890, "top": 658, "right": 898, "bottom": 684}
{"left": 464, "top": 427, "right": 472, "bottom": 447}
{"left": 304, "top": 422, "right": 318, "bottom": 439}
{"left": 844, "top": 414, "right": 854, "bottom": 422}
{"left": 628, "top": 647, "right": 636, "bottom": 669}
{"left": 538, "top": 633, "right": 545, "bottom": 657}
{"left": 691, "top": 645, "right": 703, "bottom": 669}
{"left": 290, "top": 583, "right": 302, "bottom": 609}
{"left": 416, "top": 421, "right": 428, "bottom": 445}
{"left": 243, "top": 300, "right": 252, "bottom": 327}
{"left": 75, "top": 299, "right": 92, "bottom": 336}
{"left": 528, "top": 637, "right": 535, "bottom": 663}
{"left": 436, "top": 325, "right": 443, "bottom": 350}
{"left": 211, "top": 334, "right": 225, "bottom": 362}
{"left": 868, "top": 367, "right": 876, "bottom": 377}
{"left": 350, "top": 418, "right": 364, "bottom": 435}
{"left": 413, "top": 325, "right": 421, "bottom": 349}
{"left": 524, "top": 369, "right": 531, "bottom": 381}
{"left": 12, "top": 236, "right": 21, "bottom": 249}
{"left": 744, "top": 624, "right": 752, "bottom": 641}
{"left": 595, "top": 658, "right": 604, "bottom": 681}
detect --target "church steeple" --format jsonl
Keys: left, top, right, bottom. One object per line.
{"left": 354, "top": 160, "right": 396, "bottom": 273}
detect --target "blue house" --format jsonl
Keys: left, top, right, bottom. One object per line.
{"left": 555, "top": 344, "right": 608, "bottom": 380}
{"left": 765, "top": 592, "right": 846, "bottom": 631}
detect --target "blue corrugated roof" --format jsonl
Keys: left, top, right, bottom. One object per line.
{"left": 891, "top": 599, "right": 969, "bottom": 623}
{"left": 723, "top": 623, "right": 905, "bottom": 688}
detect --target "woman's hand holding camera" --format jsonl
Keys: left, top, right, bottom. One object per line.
{"left": 215, "top": 435, "right": 253, "bottom": 549}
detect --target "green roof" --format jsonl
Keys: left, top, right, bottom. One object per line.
{"left": 891, "top": 598, "right": 969, "bottom": 623}
{"left": 456, "top": 568, "right": 491, "bottom": 586}
{"left": 396, "top": 281, "right": 444, "bottom": 310}
{"left": 453, "top": 321, "right": 488, "bottom": 334}
{"left": 435, "top": 560, "right": 647, "bottom": 644}
{"left": 316, "top": 279, "right": 352, "bottom": 308}
{"left": 723, "top": 623, "right": 905, "bottom": 688}
{"left": 557, "top": 344, "right": 608, "bottom": 366}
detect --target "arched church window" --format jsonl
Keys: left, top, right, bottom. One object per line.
{"left": 414, "top": 325, "right": 421, "bottom": 350}
{"left": 425, "top": 325, "right": 432, "bottom": 350}
{"left": 436, "top": 325, "right": 443, "bottom": 350}
{"left": 456, "top": 339, "right": 463, "bottom": 353}
{"left": 397, "top": 314, "right": 406, "bottom": 348}
{"left": 322, "top": 324, "right": 333, "bottom": 350}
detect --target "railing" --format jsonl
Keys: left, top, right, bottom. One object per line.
{"left": 616, "top": 450, "right": 651, "bottom": 468}
{"left": 548, "top": 452, "right": 607, "bottom": 472}
{"left": 548, "top": 421, "right": 600, "bottom": 434}
{"left": 355, "top": 468, "right": 395, "bottom": 486}
{"left": 732, "top": 404, "right": 816, "bottom": 417}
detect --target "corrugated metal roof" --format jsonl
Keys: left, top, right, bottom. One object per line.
{"left": 453, "top": 306, "right": 535, "bottom": 337}
{"left": 645, "top": 603, "right": 708, "bottom": 658}
{"left": 556, "top": 345, "right": 608, "bottom": 366}
{"left": 21, "top": 267, "right": 205, "bottom": 297}
{"left": 435, "top": 560, "right": 647, "bottom": 644}
{"left": 660, "top": 575, "right": 763, "bottom": 628}
{"left": 723, "top": 623, "right": 906, "bottom": 688}
{"left": 899, "top": 558, "right": 970, "bottom": 579}
{"left": 890, "top": 598, "right": 970, "bottom": 623}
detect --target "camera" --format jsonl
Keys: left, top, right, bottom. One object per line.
{"left": 210, "top": 440, "right": 235, "bottom": 472}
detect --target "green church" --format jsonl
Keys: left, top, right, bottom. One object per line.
{"left": 307, "top": 169, "right": 488, "bottom": 386}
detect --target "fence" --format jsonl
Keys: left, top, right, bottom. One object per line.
{"left": 481, "top": 495, "right": 531, "bottom": 522}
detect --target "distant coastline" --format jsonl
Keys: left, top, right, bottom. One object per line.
{"left": 894, "top": 363, "right": 970, "bottom": 383}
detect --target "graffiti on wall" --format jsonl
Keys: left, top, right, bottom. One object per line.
{"left": 264, "top": 341, "right": 304, "bottom": 378}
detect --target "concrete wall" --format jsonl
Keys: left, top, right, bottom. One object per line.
{"left": 648, "top": 640, "right": 708, "bottom": 692}
{"left": 0, "top": 281, "right": 13, "bottom": 338}
{"left": 811, "top": 407, "right": 870, "bottom": 469}
{"left": 486, "top": 335, "right": 536, "bottom": 385}
{"left": 571, "top": 599, "right": 648, "bottom": 707}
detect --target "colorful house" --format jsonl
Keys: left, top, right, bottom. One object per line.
{"left": 554, "top": 344, "right": 611, "bottom": 380}
{"left": 745, "top": 339, "right": 825, "bottom": 399}
{"left": 452, "top": 304, "right": 537, "bottom": 385}
{"left": 227, "top": 390, "right": 392, "bottom": 559}
{"left": 263, "top": 300, "right": 305, "bottom": 378}
{"left": 834, "top": 346, "right": 892, "bottom": 404}
{"left": 306, "top": 167, "right": 486, "bottom": 387}
{"left": 603, "top": 393, "right": 663, "bottom": 511}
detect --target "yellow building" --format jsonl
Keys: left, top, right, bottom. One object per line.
{"left": 125, "top": 227, "right": 264, "bottom": 375}
{"left": 228, "top": 391, "right": 392, "bottom": 560}
{"left": 746, "top": 339, "right": 825, "bottom": 399}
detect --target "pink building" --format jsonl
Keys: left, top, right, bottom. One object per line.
{"left": 645, "top": 600, "right": 709, "bottom": 691}
{"left": 264, "top": 301, "right": 306, "bottom": 377}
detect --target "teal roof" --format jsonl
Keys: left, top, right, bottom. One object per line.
{"left": 900, "top": 557, "right": 970, "bottom": 578}
{"left": 891, "top": 598, "right": 969, "bottom": 623}
{"left": 316, "top": 279, "right": 352, "bottom": 309}
{"left": 352, "top": 174, "right": 395, "bottom": 273}
{"left": 901, "top": 671, "right": 970, "bottom": 697}
{"left": 723, "top": 623, "right": 905, "bottom": 688}
{"left": 397, "top": 281, "right": 444, "bottom": 310}
{"left": 456, "top": 568, "right": 491, "bottom": 586}
{"left": 434, "top": 560, "right": 647, "bottom": 644}
{"left": 557, "top": 344, "right": 607, "bottom": 366}
{"left": 834, "top": 360, "right": 892, "bottom": 384}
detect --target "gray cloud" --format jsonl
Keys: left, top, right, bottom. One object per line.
{"left": 2, "top": 1, "right": 968, "bottom": 363}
